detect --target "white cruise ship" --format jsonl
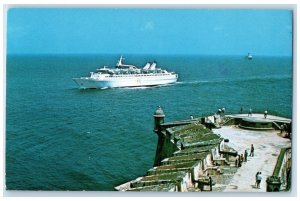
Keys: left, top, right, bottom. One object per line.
{"left": 73, "top": 56, "right": 178, "bottom": 89}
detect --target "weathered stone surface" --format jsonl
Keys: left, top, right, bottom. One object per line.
{"left": 161, "top": 152, "right": 209, "bottom": 165}
{"left": 173, "top": 145, "right": 216, "bottom": 155}
{"left": 128, "top": 183, "right": 177, "bottom": 192}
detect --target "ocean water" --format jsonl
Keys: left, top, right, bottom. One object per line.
{"left": 5, "top": 54, "right": 292, "bottom": 191}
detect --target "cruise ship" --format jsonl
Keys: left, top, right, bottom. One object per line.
{"left": 72, "top": 56, "right": 178, "bottom": 89}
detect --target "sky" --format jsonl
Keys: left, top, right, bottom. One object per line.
{"left": 6, "top": 8, "right": 293, "bottom": 56}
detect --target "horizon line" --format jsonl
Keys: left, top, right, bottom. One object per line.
{"left": 5, "top": 53, "right": 293, "bottom": 57}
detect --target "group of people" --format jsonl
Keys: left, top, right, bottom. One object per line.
{"left": 235, "top": 144, "right": 263, "bottom": 189}
{"left": 235, "top": 145, "right": 253, "bottom": 168}
{"left": 217, "top": 108, "right": 226, "bottom": 115}
{"left": 240, "top": 106, "right": 252, "bottom": 116}
{"left": 235, "top": 144, "right": 254, "bottom": 167}
{"left": 240, "top": 106, "right": 268, "bottom": 119}
{"left": 235, "top": 153, "right": 244, "bottom": 167}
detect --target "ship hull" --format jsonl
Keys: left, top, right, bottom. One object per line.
{"left": 73, "top": 75, "right": 178, "bottom": 89}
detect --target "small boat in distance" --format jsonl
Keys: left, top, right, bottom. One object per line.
{"left": 247, "top": 53, "right": 253, "bottom": 60}
{"left": 73, "top": 56, "right": 178, "bottom": 89}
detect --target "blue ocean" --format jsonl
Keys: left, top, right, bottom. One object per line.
{"left": 6, "top": 54, "right": 292, "bottom": 191}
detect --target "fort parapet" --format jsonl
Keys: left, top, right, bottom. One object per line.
{"left": 115, "top": 107, "right": 292, "bottom": 192}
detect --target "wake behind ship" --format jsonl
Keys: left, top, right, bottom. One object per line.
{"left": 73, "top": 56, "right": 178, "bottom": 89}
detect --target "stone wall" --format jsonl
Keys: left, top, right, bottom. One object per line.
{"left": 267, "top": 147, "right": 292, "bottom": 192}
{"left": 153, "top": 129, "right": 180, "bottom": 166}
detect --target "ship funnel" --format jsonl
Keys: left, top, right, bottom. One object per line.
{"left": 116, "top": 56, "right": 124, "bottom": 67}
{"left": 149, "top": 62, "right": 156, "bottom": 70}
{"left": 143, "top": 63, "right": 151, "bottom": 70}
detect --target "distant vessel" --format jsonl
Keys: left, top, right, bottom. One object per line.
{"left": 73, "top": 56, "right": 178, "bottom": 89}
{"left": 247, "top": 53, "right": 253, "bottom": 60}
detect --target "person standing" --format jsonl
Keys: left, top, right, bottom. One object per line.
{"left": 264, "top": 110, "right": 268, "bottom": 118}
{"left": 213, "top": 113, "right": 217, "bottom": 123}
{"left": 248, "top": 108, "right": 252, "bottom": 117}
{"left": 238, "top": 155, "right": 242, "bottom": 167}
{"left": 244, "top": 149, "right": 248, "bottom": 162}
{"left": 235, "top": 155, "right": 239, "bottom": 167}
{"left": 280, "top": 124, "right": 284, "bottom": 134}
{"left": 250, "top": 144, "right": 254, "bottom": 157}
{"left": 255, "top": 172, "right": 259, "bottom": 188}
{"left": 208, "top": 174, "right": 212, "bottom": 191}
{"left": 257, "top": 172, "right": 262, "bottom": 188}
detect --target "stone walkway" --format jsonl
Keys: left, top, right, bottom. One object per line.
{"left": 212, "top": 126, "right": 291, "bottom": 192}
